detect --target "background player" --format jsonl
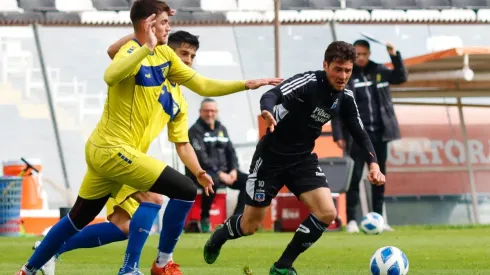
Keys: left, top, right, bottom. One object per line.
{"left": 203, "top": 41, "right": 385, "bottom": 275}
{"left": 32, "top": 30, "right": 204, "bottom": 275}
{"left": 17, "top": 0, "right": 282, "bottom": 274}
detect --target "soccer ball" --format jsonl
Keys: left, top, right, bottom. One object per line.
{"left": 360, "top": 212, "right": 385, "bottom": 234}
{"left": 370, "top": 246, "right": 409, "bottom": 275}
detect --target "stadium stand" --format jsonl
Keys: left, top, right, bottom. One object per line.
{"left": 18, "top": 0, "right": 58, "bottom": 11}
{"left": 201, "top": 0, "right": 237, "bottom": 11}
{"left": 92, "top": 0, "right": 130, "bottom": 11}
{"left": 1, "top": 0, "right": 23, "bottom": 12}
{"left": 0, "top": 12, "right": 44, "bottom": 23}
{"left": 237, "top": 0, "right": 274, "bottom": 11}
{"left": 308, "top": 0, "right": 342, "bottom": 9}
{"left": 165, "top": 0, "right": 202, "bottom": 11}
{"left": 56, "top": 0, "right": 95, "bottom": 12}
{"left": 382, "top": 0, "right": 418, "bottom": 9}
{"left": 45, "top": 11, "right": 82, "bottom": 24}
{"left": 453, "top": 0, "right": 490, "bottom": 9}
{"left": 281, "top": 0, "right": 311, "bottom": 10}
{"left": 346, "top": 0, "right": 384, "bottom": 10}
{"left": 421, "top": 0, "right": 453, "bottom": 9}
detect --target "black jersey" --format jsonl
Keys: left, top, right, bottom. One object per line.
{"left": 259, "top": 70, "right": 377, "bottom": 166}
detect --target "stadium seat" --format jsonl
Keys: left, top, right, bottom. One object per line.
{"left": 382, "top": 0, "right": 418, "bottom": 9}
{"left": 18, "top": 0, "right": 58, "bottom": 11}
{"left": 0, "top": 0, "right": 22, "bottom": 12}
{"left": 419, "top": 0, "right": 452, "bottom": 9}
{"left": 92, "top": 0, "right": 129, "bottom": 11}
{"left": 238, "top": 0, "right": 274, "bottom": 11}
{"left": 308, "top": 0, "right": 342, "bottom": 9}
{"left": 164, "top": 0, "right": 202, "bottom": 12}
{"left": 281, "top": 0, "right": 310, "bottom": 10}
{"left": 190, "top": 11, "right": 227, "bottom": 21}
{"left": 45, "top": 11, "right": 82, "bottom": 23}
{"left": 172, "top": 11, "right": 195, "bottom": 21}
{"left": 452, "top": 0, "right": 490, "bottom": 9}
{"left": 80, "top": 11, "right": 119, "bottom": 24}
{"left": 0, "top": 11, "right": 44, "bottom": 23}
{"left": 346, "top": 0, "right": 383, "bottom": 10}
{"left": 56, "top": 0, "right": 94, "bottom": 12}
{"left": 201, "top": 0, "right": 237, "bottom": 11}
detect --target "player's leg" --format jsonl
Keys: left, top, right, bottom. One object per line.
{"left": 148, "top": 169, "right": 196, "bottom": 275}
{"left": 19, "top": 189, "right": 110, "bottom": 274}
{"left": 200, "top": 185, "right": 217, "bottom": 233}
{"left": 345, "top": 142, "right": 365, "bottom": 233}
{"left": 204, "top": 157, "right": 283, "bottom": 264}
{"left": 56, "top": 191, "right": 139, "bottom": 256}
{"left": 229, "top": 170, "right": 247, "bottom": 215}
{"left": 271, "top": 156, "right": 335, "bottom": 274}
{"left": 118, "top": 190, "right": 163, "bottom": 274}
{"left": 371, "top": 140, "right": 391, "bottom": 230}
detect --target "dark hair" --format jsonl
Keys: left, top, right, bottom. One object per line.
{"left": 324, "top": 41, "right": 356, "bottom": 64}
{"left": 353, "top": 39, "right": 370, "bottom": 50}
{"left": 130, "top": 0, "right": 171, "bottom": 25}
{"left": 200, "top": 98, "right": 216, "bottom": 108}
{"left": 168, "top": 30, "right": 200, "bottom": 51}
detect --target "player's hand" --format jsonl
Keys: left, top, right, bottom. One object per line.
{"left": 196, "top": 169, "right": 214, "bottom": 196}
{"left": 245, "top": 78, "right": 284, "bottom": 90}
{"left": 218, "top": 171, "right": 233, "bottom": 185}
{"left": 386, "top": 42, "right": 396, "bottom": 56}
{"left": 169, "top": 9, "right": 176, "bottom": 16}
{"left": 144, "top": 14, "right": 157, "bottom": 51}
{"left": 336, "top": 139, "right": 345, "bottom": 149}
{"left": 367, "top": 163, "right": 385, "bottom": 186}
{"left": 229, "top": 169, "right": 238, "bottom": 183}
{"left": 261, "top": 110, "right": 277, "bottom": 132}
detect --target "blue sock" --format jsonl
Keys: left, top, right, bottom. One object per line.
{"left": 58, "top": 222, "right": 127, "bottom": 255}
{"left": 26, "top": 216, "right": 79, "bottom": 270}
{"left": 120, "top": 202, "right": 161, "bottom": 274}
{"left": 158, "top": 199, "right": 194, "bottom": 254}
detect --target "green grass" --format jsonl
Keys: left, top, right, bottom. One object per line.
{"left": 1, "top": 225, "right": 490, "bottom": 274}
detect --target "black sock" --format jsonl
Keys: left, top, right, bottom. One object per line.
{"left": 275, "top": 214, "right": 327, "bottom": 269}
{"left": 211, "top": 214, "right": 244, "bottom": 246}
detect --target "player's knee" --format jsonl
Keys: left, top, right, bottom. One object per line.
{"left": 69, "top": 195, "right": 108, "bottom": 229}
{"left": 179, "top": 176, "right": 197, "bottom": 201}
{"left": 240, "top": 215, "right": 262, "bottom": 235}
{"left": 314, "top": 207, "right": 337, "bottom": 225}
{"left": 133, "top": 192, "right": 163, "bottom": 205}
{"left": 108, "top": 208, "right": 130, "bottom": 236}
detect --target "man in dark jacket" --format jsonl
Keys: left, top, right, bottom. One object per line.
{"left": 331, "top": 39, "right": 407, "bottom": 233}
{"left": 186, "top": 98, "right": 247, "bottom": 232}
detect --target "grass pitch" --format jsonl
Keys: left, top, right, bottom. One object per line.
{"left": 1, "top": 225, "right": 490, "bottom": 275}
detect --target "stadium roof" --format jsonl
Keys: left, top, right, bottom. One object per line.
{"left": 388, "top": 47, "right": 490, "bottom": 98}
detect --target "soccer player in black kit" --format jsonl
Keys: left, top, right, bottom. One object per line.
{"left": 203, "top": 41, "right": 386, "bottom": 275}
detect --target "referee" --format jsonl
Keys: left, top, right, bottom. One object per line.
{"left": 331, "top": 39, "right": 407, "bottom": 233}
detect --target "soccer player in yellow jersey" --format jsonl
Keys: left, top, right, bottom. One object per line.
{"left": 17, "top": 0, "right": 282, "bottom": 275}
{"left": 31, "top": 31, "right": 202, "bottom": 275}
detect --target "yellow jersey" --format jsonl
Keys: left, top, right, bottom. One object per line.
{"left": 138, "top": 80, "right": 188, "bottom": 153}
{"left": 90, "top": 39, "right": 245, "bottom": 149}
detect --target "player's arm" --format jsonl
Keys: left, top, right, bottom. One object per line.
{"left": 341, "top": 90, "right": 377, "bottom": 164}
{"left": 107, "top": 33, "right": 135, "bottom": 59}
{"left": 260, "top": 72, "right": 312, "bottom": 131}
{"left": 104, "top": 16, "right": 156, "bottom": 86}
{"left": 164, "top": 47, "right": 282, "bottom": 96}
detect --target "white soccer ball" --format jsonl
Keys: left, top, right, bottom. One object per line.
{"left": 370, "top": 246, "right": 409, "bottom": 275}
{"left": 360, "top": 212, "right": 385, "bottom": 235}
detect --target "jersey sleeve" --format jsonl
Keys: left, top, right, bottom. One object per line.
{"left": 341, "top": 90, "right": 378, "bottom": 164}
{"left": 260, "top": 72, "right": 314, "bottom": 114}
{"left": 167, "top": 92, "right": 189, "bottom": 143}
{"left": 103, "top": 41, "right": 149, "bottom": 86}
{"left": 159, "top": 45, "right": 197, "bottom": 84}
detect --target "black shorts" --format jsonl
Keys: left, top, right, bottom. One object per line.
{"left": 245, "top": 153, "right": 329, "bottom": 207}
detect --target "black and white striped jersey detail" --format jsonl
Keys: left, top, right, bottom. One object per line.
{"left": 279, "top": 73, "right": 317, "bottom": 96}
{"left": 344, "top": 89, "right": 364, "bottom": 130}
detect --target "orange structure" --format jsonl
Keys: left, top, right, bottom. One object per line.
{"left": 3, "top": 159, "right": 45, "bottom": 210}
